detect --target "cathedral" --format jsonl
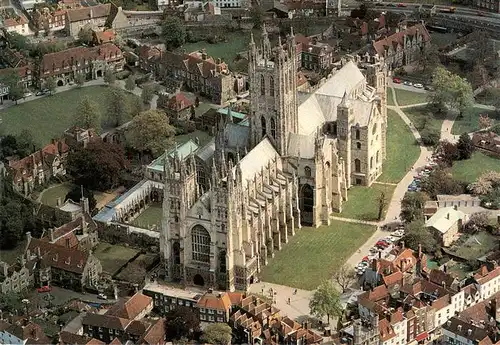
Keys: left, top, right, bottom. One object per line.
{"left": 160, "top": 27, "right": 388, "bottom": 292}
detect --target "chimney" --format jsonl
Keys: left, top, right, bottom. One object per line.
{"left": 26, "top": 231, "right": 32, "bottom": 243}
{"left": 201, "top": 49, "right": 207, "bottom": 60}
{"left": 26, "top": 249, "right": 31, "bottom": 261}
{"left": 49, "top": 228, "right": 54, "bottom": 242}
{"left": 401, "top": 241, "right": 405, "bottom": 250}
{"left": 36, "top": 246, "right": 41, "bottom": 258}
{"left": 401, "top": 259, "right": 406, "bottom": 272}
{"left": 80, "top": 186, "right": 90, "bottom": 214}
{"left": 457, "top": 325, "right": 462, "bottom": 332}
{"left": 56, "top": 197, "right": 62, "bottom": 207}
{"left": 467, "top": 329, "right": 472, "bottom": 336}
{"left": 442, "top": 281, "right": 446, "bottom": 289}
{"left": 372, "top": 258, "right": 378, "bottom": 272}
{"left": 418, "top": 243, "right": 422, "bottom": 258}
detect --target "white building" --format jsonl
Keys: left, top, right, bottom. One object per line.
{"left": 442, "top": 317, "right": 491, "bottom": 345}
{"left": 3, "top": 15, "right": 32, "bottom": 35}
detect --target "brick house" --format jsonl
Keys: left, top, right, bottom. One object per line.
{"left": 472, "top": 131, "right": 500, "bottom": 157}
{"left": 0, "top": 256, "right": 36, "bottom": 294}
{"left": 155, "top": 49, "right": 244, "bottom": 104}
{"left": 372, "top": 23, "right": 431, "bottom": 69}
{"left": 0, "top": 320, "right": 50, "bottom": 345}
{"left": 8, "top": 138, "right": 69, "bottom": 195}
{"left": 138, "top": 45, "right": 162, "bottom": 74}
{"left": 196, "top": 290, "right": 232, "bottom": 323}
{"left": 105, "top": 292, "right": 154, "bottom": 321}
{"left": 425, "top": 206, "right": 466, "bottom": 247}
{"left": 26, "top": 234, "right": 102, "bottom": 291}
{"left": 65, "top": 4, "right": 111, "bottom": 37}
{"left": 40, "top": 213, "right": 99, "bottom": 251}
{"left": 295, "top": 34, "right": 334, "bottom": 72}
{"left": 0, "top": 65, "right": 33, "bottom": 103}
{"left": 39, "top": 43, "right": 124, "bottom": 87}
{"left": 161, "top": 92, "right": 194, "bottom": 122}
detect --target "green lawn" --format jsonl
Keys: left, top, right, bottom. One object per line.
{"left": 93, "top": 243, "right": 140, "bottom": 276}
{"left": 393, "top": 89, "right": 428, "bottom": 106}
{"left": 130, "top": 203, "right": 162, "bottom": 230}
{"left": 445, "top": 232, "right": 497, "bottom": 261}
{"left": 0, "top": 86, "right": 139, "bottom": 146}
{"left": 451, "top": 107, "right": 498, "bottom": 135}
{"left": 387, "top": 89, "right": 395, "bottom": 106}
{"left": 404, "top": 106, "right": 444, "bottom": 134}
{"left": 378, "top": 110, "right": 420, "bottom": 183}
{"left": 334, "top": 184, "right": 396, "bottom": 221}
{"left": 259, "top": 220, "right": 377, "bottom": 290}
{"left": 40, "top": 183, "right": 76, "bottom": 207}
{"left": 451, "top": 151, "right": 500, "bottom": 183}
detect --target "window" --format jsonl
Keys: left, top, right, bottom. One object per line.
{"left": 192, "top": 225, "right": 211, "bottom": 263}
{"left": 356, "top": 142, "right": 361, "bottom": 149}
{"left": 200, "top": 308, "right": 205, "bottom": 313}
{"left": 372, "top": 123, "right": 377, "bottom": 134}
{"left": 355, "top": 159, "right": 361, "bottom": 173}
{"left": 355, "top": 129, "right": 360, "bottom": 140}
{"left": 261, "top": 116, "right": 267, "bottom": 137}
{"left": 200, "top": 314, "right": 206, "bottom": 320}
{"left": 370, "top": 157, "right": 374, "bottom": 169}
{"left": 304, "top": 166, "right": 311, "bottom": 177}
{"left": 218, "top": 317, "right": 224, "bottom": 322}
{"left": 260, "top": 75, "right": 265, "bottom": 95}
{"left": 217, "top": 310, "right": 223, "bottom": 314}
{"left": 178, "top": 300, "right": 183, "bottom": 305}
{"left": 208, "top": 309, "right": 214, "bottom": 314}
{"left": 270, "top": 76, "right": 274, "bottom": 96}
{"left": 270, "top": 117, "right": 276, "bottom": 139}
{"left": 376, "top": 150, "right": 380, "bottom": 163}
{"left": 209, "top": 316, "right": 215, "bottom": 321}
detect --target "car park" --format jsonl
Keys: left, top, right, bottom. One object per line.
{"left": 414, "top": 83, "right": 423, "bottom": 88}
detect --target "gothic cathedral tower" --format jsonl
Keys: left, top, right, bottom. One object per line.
{"left": 248, "top": 26, "right": 298, "bottom": 155}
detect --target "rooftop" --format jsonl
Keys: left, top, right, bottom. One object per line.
{"left": 425, "top": 207, "right": 466, "bottom": 234}
{"left": 143, "top": 283, "right": 203, "bottom": 301}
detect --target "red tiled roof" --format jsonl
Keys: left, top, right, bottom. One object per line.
{"left": 379, "top": 318, "right": 396, "bottom": 342}
{"left": 106, "top": 292, "right": 152, "bottom": 320}
{"left": 162, "top": 50, "right": 229, "bottom": 79}
{"left": 138, "top": 46, "right": 162, "bottom": 60}
{"left": 197, "top": 292, "right": 231, "bottom": 311}
{"left": 475, "top": 265, "right": 500, "bottom": 284}
{"left": 167, "top": 93, "right": 193, "bottom": 112}
{"left": 383, "top": 271, "right": 403, "bottom": 286}
{"left": 28, "top": 238, "right": 90, "bottom": 274}
{"left": 373, "top": 23, "right": 430, "bottom": 57}
{"left": 3, "top": 16, "right": 28, "bottom": 27}
{"left": 138, "top": 318, "right": 166, "bottom": 345}
{"left": 66, "top": 4, "right": 110, "bottom": 22}
{"left": 227, "top": 292, "right": 244, "bottom": 306}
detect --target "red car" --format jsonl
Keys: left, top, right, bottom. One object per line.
{"left": 37, "top": 286, "right": 51, "bottom": 293}
{"left": 393, "top": 77, "right": 401, "bottom": 84}
{"left": 376, "top": 241, "right": 389, "bottom": 248}
{"left": 397, "top": 3, "right": 406, "bottom": 7}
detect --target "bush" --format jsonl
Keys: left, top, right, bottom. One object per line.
{"left": 115, "top": 70, "right": 131, "bottom": 80}
{"left": 421, "top": 130, "right": 440, "bottom": 146}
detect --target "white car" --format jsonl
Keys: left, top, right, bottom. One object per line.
{"left": 23, "top": 92, "right": 32, "bottom": 98}
{"left": 97, "top": 293, "right": 107, "bottom": 300}
{"left": 414, "top": 83, "right": 423, "bottom": 88}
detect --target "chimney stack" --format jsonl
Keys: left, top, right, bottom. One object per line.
{"left": 56, "top": 197, "right": 62, "bottom": 207}
{"left": 49, "top": 228, "right": 54, "bottom": 242}
{"left": 81, "top": 215, "right": 87, "bottom": 232}
{"left": 26, "top": 232, "right": 32, "bottom": 243}
{"left": 0, "top": 262, "right": 8, "bottom": 277}
{"left": 372, "top": 258, "right": 378, "bottom": 272}
{"left": 401, "top": 241, "right": 405, "bottom": 250}
{"left": 418, "top": 243, "right": 422, "bottom": 258}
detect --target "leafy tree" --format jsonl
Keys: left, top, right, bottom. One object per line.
{"left": 75, "top": 73, "right": 86, "bottom": 87}
{"left": 78, "top": 27, "right": 94, "bottom": 45}
{"left": 6, "top": 32, "right": 31, "bottom": 53}
{"left": 75, "top": 96, "right": 101, "bottom": 130}
{"left": 385, "top": 11, "right": 404, "bottom": 28}
{"left": 10, "top": 83, "right": 24, "bottom": 104}
{"left": 377, "top": 191, "right": 388, "bottom": 221}
{"left": 418, "top": 44, "right": 440, "bottom": 73}
{"left": 400, "top": 192, "right": 427, "bottom": 223}
{"left": 465, "top": 212, "right": 490, "bottom": 234}
{"left": 66, "top": 140, "right": 128, "bottom": 191}
{"left": 249, "top": 5, "right": 264, "bottom": 29}
{"left": 469, "top": 64, "right": 489, "bottom": 89}
{"left": 127, "top": 109, "right": 176, "bottom": 156}
{"left": 309, "top": 280, "right": 342, "bottom": 323}
{"left": 420, "top": 129, "right": 440, "bottom": 147}
{"left": 403, "top": 219, "right": 438, "bottom": 253}
{"left": 421, "top": 168, "right": 466, "bottom": 199}
{"left": 200, "top": 323, "right": 232, "bottom": 345}
{"left": 457, "top": 133, "right": 475, "bottom": 160}
{"left": 332, "top": 264, "right": 357, "bottom": 293}
{"left": 129, "top": 97, "right": 143, "bottom": 117}
{"left": 429, "top": 67, "right": 474, "bottom": 114}
{"left": 439, "top": 141, "right": 459, "bottom": 165}
{"left": 125, "top": 75, "right": 136, "bottom": 91}
{"left": 45, "top": 77, "right": 57, "bottom": 95}
{"left": 478, "top": 114, "right": 493, "bottom": 130}
{"left": 65, "top": 185, "right": 97, "bottom": 212}
{"left": 0, "top": 293, "right": 23, "bottom": 313}
{"left": 1, "top": 71, "right": 24, "bottom": 104}
{"left": 0, "top": 131, "right": 36, "bottom": 159}
{"left": 164, "top": 306, "right": 200, "bottom": 341}
{"left": 161, "top": 16, "right": 186, "bottom": 50}
{"left": 106, "top": 88, "right": 129, "bottom": 127}
{"left": 103, "top": 69, "right": 116, "bottom": 85}
{"left": 468, "top": 30, "right": 495, "bottom": 64}
{"left": 141, "top": 84, "right": 155, "bottom": 105}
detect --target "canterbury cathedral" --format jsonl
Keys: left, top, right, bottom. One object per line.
{"left": 160, "top": 27, "right": 388, "bottom": 292}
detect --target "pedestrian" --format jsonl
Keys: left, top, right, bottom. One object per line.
{"left": 294, "top": 289, "right": 297, "bottom": 295}
{"left": 288, "top": 297, "right": 291, "bottom": 304}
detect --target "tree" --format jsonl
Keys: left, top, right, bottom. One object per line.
{"left": 103, "top": 69, "right": 116, "bottom": 85}
{"left": 403, "top": 219, "right": 438, "bottom": 253}
{"left": 377, "top": 191, "right": 388, "bottom": 221}
{"left": 45, "top": 77, "right": 57, "bottom": 95}
{"left": 478, "top": 114, "right": 493, "bottom": 130}
{"left": 106, "top": 89, "right": 129, "bottom": 127}
{"left": 439, "top": 141, "right": 459, "bottom": 165}
{"left": 75, "top": 73, "right": 86, "bottom": 87}
{"left": 125, "top": 75, "right": 136, "bottom": 91}
{"left": 332, "top": 264, "right": 357, "bottom": 293}
{"left": 400, "top": 192, "right": 427, "bottom": 223}
{"left": 200, "top": 323, "right": 232, "bottom": 345}
{"left": 429, "top": 67, "right": 474, "bottom": 114}
{"left": 129, "top": 97, "right": 143, "bottom": 118}
{"left": 78, "top": 27, "right": 94, "bottom": 45}
{"left": 468, "top": 171, "right": 500, "bottom": 195}
{"left": 0, "top": 293, "right": 23, "bottom": 314}
{"left": 141, "top": 84, "right": 155, "bottom": 105}
{"left": 9, "top": 82, "right": 24, "bottom": 105}
{"left": 249, "top": 5, "right": 264, "bottom": 29}
{"left": 0, "top": 131, "right": 36, "bottom": 160}
{"left": 164, "top": 306, "right": 200, "bottom": 341}
{"left": 418, "top": 44, "right": 440, "bottom": 73}
{"left": 127, "top": 109, "right": 176, "bottom": 156}
{"left": 420, "top": 129, "right": 440, "bottom": 146}
{"left": 161, "top": 16, "right": 186, "bottom": 50}
{"left": 190, "top": 105, "right": 196, "bottom": 120}
{"left": 469, "top": 64, "right": 489, "bottom": 89}
{"left": 457, "top": 133, "right": 475, "bottom": 160}
{"left": 65, "top": 185, "right": 97, "bottom": 212}
{"left": 0, "top": 71, "right": 23, "bottom": 104}
{"left": 6, "top": 32, "right": 31, "bottom": 53}
{"left": 66, "top": 141, "right": 128, "bottom": 191}
{"left": 464, "top": 212, "right": 490, "bottom": 234}
{"left": 309, "top": 280, "right": 342, "bottom": 324}
{"left": 468, "top": 30, "right": 495, "bottom": 64}
{"left": 421, "top": 168, "right": 466, "bottom": 198}
{"left": 75, "top": 96, "right": 101, "bottom": 130}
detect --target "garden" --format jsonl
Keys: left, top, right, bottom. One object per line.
{"left": 392, "top": 88, "right": 428, "bottom": 107}
{"left": 451, "top": 152, "right": 500, "bottom": 183}
{"left": 444, "top": 231, "right": 497, "bottom": 261}
{"left": 451, "top": 106, "right": 498, "bottom": 135}
{"left": 93, "top": 243, "right": 140, "bottom": 276}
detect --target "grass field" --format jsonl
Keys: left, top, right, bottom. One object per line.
{"left": 130, "top": 203, "right": 163, "bottom": 230}
{"left": 378, "top": 110, "right": 420, "bottom": 183}
{"left": 93, "top": 243, "right": 140, "bottom": 276}
{"left": 387, "top": 89, "right": 395, "bottom": 106}
{"left": 451, "top": 107, "right": 498, "bottom": 135}
{"left": 40, "top": 183, "right": 76, "bottom": 207}
{"left": 393, "top": 89, "right": 428, "bottom": 106}
{"left": 404, "top": 105, "right": 444, "bottom": 135}
{"left": 334, "top": 184, "right": 396, "bottom": 221}
{"left": 259, "top": 220, "right": 377, "bottom": 290}
{"left": 445, "top": 232, "right": 497, "bottom": 261}
{"left": 0, "top": 86, "right": 139, "bottom": 146}
{"left": 451, "top": 151, "right": 500, "bottom": 183}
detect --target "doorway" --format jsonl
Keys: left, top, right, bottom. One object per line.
{"left": 193, "top": 274, "right": 204, "bottom": 286}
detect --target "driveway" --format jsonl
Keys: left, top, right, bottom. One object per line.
{"left": 30, "top": 286, "right": 117, "bottom": 309}
{"left": 389, "top": 80, "right": 428, "bottom": 94}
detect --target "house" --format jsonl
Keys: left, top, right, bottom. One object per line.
{"left": 40, "top": 212, "right": 99, "bottom": 251}
{"left": 183, "top": 1, "right": 221, "bottom": 22}
{"left": 3, "top": 15, "right": 31, "bottom": 36}
{"left": 0, "top": 320, "right": 50, "bottom": 345}
{"left": 295, "top": 34, "right": 335, "bottom": 72}
{"left": 58, "top": 331, "right": 105, "bottom": 345}
{"left": 162, "top": 92, "right": 194, "bottom": 122}
{"left": 0, "top": 66, "right": 33, "bottom": 103}
{"left": 92, "top": 29, "right": 116, "bottom": 45}
{"left": 372, "top": 23, "right": 431, "bottom": 69}
{"left": 8, "top": 138, "right": 69, "bottom": 195}
{"left": 105, "top": 292, "right": 154, "bottom": 321}
{"left": 31, "top": 8, "right": 67, "bottom": 34}
{"left": 425, "top": 206, "right": 467, "bottom": 247}
{"left": 196, "top": 290, "right": 232, "bottom": 323}
{"left": 26, "top": 233, "right": 102, "bottom": 291}
{"left": 0, "top": 256, "right": 36, "bottom": 294}
{"left": 138, "top": 45, "right": 162, "bottom": 74}
{"left": 65, "top": 4, "right": 111, "bottom": 37}
{"left": 427, "top": 268, "right": 460, "bottom": 292}
{"left": 39, "top": 43, "right": 124, "bottom": 87}
{"left": 64, "top": 126, "right": 100, "bottom": 149}
{"left": 473, "top": 265, "right": 500, "bottom": 301}
{"left": 473, "top": 131, "right": 500, "bottom": 157}
{"left": 143, "top": 283, "right": 203, "bottom": 314}
{"left": 442, "top": 317, "right": 496, "bottom": 345}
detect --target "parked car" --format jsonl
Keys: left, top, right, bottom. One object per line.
{"left": 414, "top": 83, "right": 423, "bottom": 88}
{"left": 97, "top": 293, "right": 107, "bottom": 300}
{"left": 397, "top": 3, "right": 406, "bottom": 7}
{"left": 477, "top": 11, "right": 485, "bottom": 16}
{"left": 393, "top": 77, "right": 401, "bottom": 84}
{"left": 23, "top": 92, "right": 32, "bottom": 98}
{"left": 37, "top": 286, "right": 51, "bottom": 293}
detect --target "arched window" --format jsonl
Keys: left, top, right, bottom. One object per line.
{"left": 192, "top": 225, "right": 210, "bottom": 263}
{"left": 376, "top": 150, "right": 380, "bottom": 163}
{"left": 173, "top": 242, "right": 181, "bottom": 265}
{"left": 261, "top": 116, "right": 267, "bottom": 137}
{"left": 355, "top": 159, "right": 361, "bottom": 173}
{"left": 260, "top": 75, "right": 265, "bottom": 95}
{"left": 370, "top": 157, "right": 374, "bottom": 169}
{"left": 355, "top": 129, "right": 360, "bottom": 140}
{"left": 270, "top": 117, "right": 276, "bottom": 139}
{"left": 356, "top": 142, "right": 361, "bottom": 150}
{"left": 372, "top": 123, "right": 377, "bottom": 134}
{"left": 304, "top": 166, "right": 312, "bottom": 177}
{"left": 300, "top": 184, "right": 314, "bottom": 213}
{"left": 219, "top": 250, "right": 226, "bottom": 272}
{"left": 270, "top": 76, "right": 274, "bottom": 96}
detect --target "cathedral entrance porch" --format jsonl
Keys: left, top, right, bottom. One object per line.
{"left": 193, "top": 274, "right": 204, "bottom": 286}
